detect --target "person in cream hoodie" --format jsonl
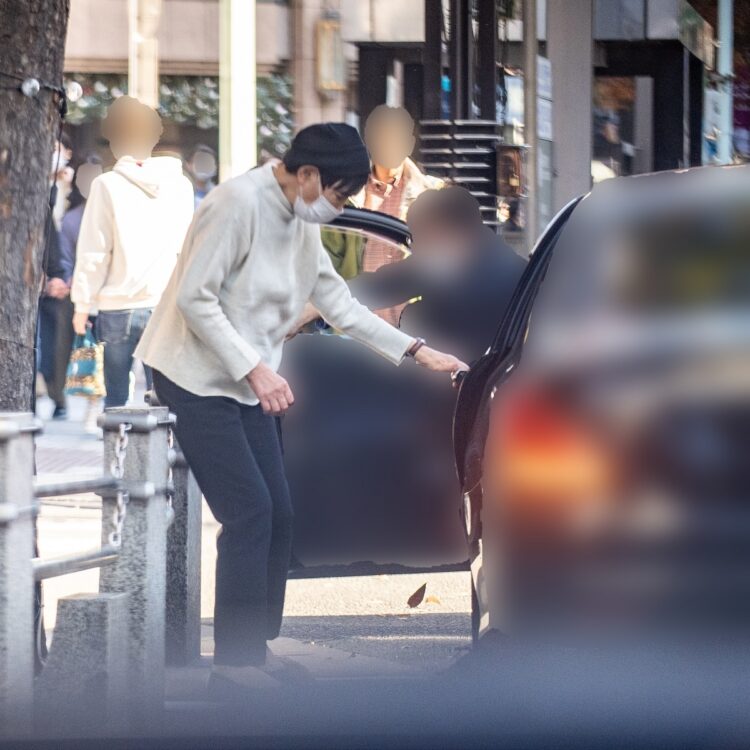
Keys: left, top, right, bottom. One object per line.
{"left": 71, "top": 96, "right": 194, "bottom": 407}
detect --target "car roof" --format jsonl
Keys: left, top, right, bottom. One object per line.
{"left": 574, "top": 164, "right": 750, "bottom": 223}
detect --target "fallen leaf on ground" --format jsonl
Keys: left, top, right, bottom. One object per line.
{"left": 407, "top": 583, "right": 427, "bottom": 608}
{"left": 425, "top": 595, "right": 441, "bottom": 605}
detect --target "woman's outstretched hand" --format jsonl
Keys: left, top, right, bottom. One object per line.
{"left": 413, "top": 345, "right": 469, "bottom": 376}
{"left": 247, "top": 362, "right": 295, "bottom": 415}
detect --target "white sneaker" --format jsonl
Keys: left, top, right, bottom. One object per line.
{"left": 84, "top": 399, "right": 102, "bottom": 437}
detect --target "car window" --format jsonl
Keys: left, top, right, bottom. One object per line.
{"left": 321, "top": 225, "right": 410, "bottom": 282}
{"left": 521, "top": 193, "right": 750, "bottom": 378}
{"left": 612, "top": 208, "right": 750, "bottom": 313}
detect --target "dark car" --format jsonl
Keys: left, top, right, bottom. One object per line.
{"left": 453, "top": 165, "right": 750, "bottom": 643}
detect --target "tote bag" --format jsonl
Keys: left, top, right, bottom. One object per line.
{"left": 64, "top": 329, "right": 106, "bottom": 399}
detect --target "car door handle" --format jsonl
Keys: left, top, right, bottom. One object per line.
{"left": 451, "top": 368, "right": 469, "bottom": 389}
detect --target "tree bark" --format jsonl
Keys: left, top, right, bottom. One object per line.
{"left": 0, "top": 0, "right": 70, "bottom": 412}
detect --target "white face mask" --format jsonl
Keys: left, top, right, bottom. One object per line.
{"left": 192, "top": 167, "right": 216, "bottom": 182}
{"left": 51, "top": 151, "right": 69, "bottom": 173}
{"left": 293, "top": 174, "right": 343, "bottom": 224}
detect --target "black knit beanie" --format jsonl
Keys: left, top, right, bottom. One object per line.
{"left": 284, "top": 123, "right": 370, "bottom": 177}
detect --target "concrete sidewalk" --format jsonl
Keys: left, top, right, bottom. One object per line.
{"left": 35, "top": 394, "right": 103, "bottom": 480}
{"left": 33, "top": 392, "right": 471, "bottom": 696}
{"left": 37, "top": 389, "right": 470, "bottom": 711}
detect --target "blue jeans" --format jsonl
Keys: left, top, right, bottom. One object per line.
{"left": 96, "top": 308, "right": 153, "bottom": 408}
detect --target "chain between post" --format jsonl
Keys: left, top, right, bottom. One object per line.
{"left": 107, "top": 422, "right": 131, "bottom": 547}
{"left": 166, "top": 426, "right": 175, "bottom": 523}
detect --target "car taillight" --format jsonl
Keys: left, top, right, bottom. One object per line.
{"left": 489, "top": 388, "right": 615, "bottom": 507}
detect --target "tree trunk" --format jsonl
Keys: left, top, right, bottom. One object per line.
{"left": 0, "top": 0, "right": 70, "bottom": 412}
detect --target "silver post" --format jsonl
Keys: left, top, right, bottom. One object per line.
{"left": 98, "top": 406, "right": 172, "bottom": 727}
{"left": 0, "top": 413, "right": 41, "bottom": 737}
{"left": 523, "top": 0, "right": 538, "bottom": 255}
{"left": 165, "top": 435, "right": 202, "bottom": 666}
{"left": 716, "top": 0, "right": 734, "bottom": 165}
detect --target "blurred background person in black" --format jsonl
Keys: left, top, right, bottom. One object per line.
{"left": 347, "top": 186, "right": 526, "bottom": 365}
{"left": 38, "top": 134, "right": 75, "bottom": 419}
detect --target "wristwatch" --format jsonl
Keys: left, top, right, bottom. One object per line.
{"left": 406, "top": 337, "right": 426, "bottom": 358}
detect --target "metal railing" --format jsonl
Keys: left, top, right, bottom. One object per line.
{"left": 0, "top": 402, "right": 202, "bottom": 737}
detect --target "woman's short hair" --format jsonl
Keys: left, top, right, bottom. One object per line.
{"left": 282, "top": 123, "right": 371, "bottom": 198}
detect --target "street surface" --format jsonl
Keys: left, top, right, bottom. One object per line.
{"left": 34, "top": 389, "right": 472, "bottom": 682}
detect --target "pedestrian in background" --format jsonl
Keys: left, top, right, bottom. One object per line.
{"left": 38, "top": 134, "right": 75, "bottom": 419}
{"left": 359, "top": 105, "right": 444, "bottom": 272}
{"left": 51, "top": 132, "right": 74, "bottom": 231}
{"left": 71, "top": 96, "right": 194, "bottom": 408}
{"left": 59, "top": 157, "right": 104, "bottom": 432}
{"left": 186, "top": 143, "right": 218, "bottom": 209}
{"left": 322, "top": 105, "right": 444, "bottom": 289}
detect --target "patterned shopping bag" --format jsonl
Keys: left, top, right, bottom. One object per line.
{"left": 64, "top": 329, "right": 106, "bottom": 398}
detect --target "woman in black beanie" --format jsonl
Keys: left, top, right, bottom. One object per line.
{"left": 136, "top": 123, "right": 466, "bottom": 693}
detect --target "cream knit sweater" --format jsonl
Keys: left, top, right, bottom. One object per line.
{"left": 136, "top": 162, "right": 414, "bottom": 405}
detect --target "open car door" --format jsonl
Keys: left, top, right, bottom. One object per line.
{"left": 281, "top": 208, "right": 468, "bottom": 572}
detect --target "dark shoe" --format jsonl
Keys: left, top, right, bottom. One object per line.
{"left": 52, "top": 406, "right": 67, "bottom": 420}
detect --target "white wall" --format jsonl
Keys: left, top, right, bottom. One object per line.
{"left": 546, "top": 0, "right": 594, "bottom": 210}
{"left": 341, "top": 0, "right": 424, "bottom": 43}
{"left": 65, "top": 0, "right": 289, "bottom": 73}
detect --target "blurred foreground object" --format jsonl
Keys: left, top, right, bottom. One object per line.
{"left": 455, "top": 164, "right": 750, "bottom": 646}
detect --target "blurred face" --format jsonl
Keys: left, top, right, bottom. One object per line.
{"left": 104, "top": 98, "right": 162, "bottom": 160}
{"left": 190, "top": 150, "right": 217, "bottom": 182}
{"left": 410, "top": 221, "right": 471, "bottom": 275}
{"left": 365, "top": 111, "right": 416, "bottom": 171}
{"left": 75, "top": 163, "right": 102, "bottom": 199}
{"left": 110, "top": 132, "right": 159, "bottom": 161}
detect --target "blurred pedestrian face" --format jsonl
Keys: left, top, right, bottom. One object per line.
{"left": 190, "top": 150, "right": 217, "bottom": 182}
{"left": 102, "top": 96, "right": 163, "bottom": 161}
{"left": 75, "top": 162, "right": 103, "bottom": 199}
{"left": 364, "top": 107, "right": 416, "bottom": 171}
{"left": 410, "top": 219, "right": 471, "bottom": 276}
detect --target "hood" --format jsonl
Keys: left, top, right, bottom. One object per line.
{"left": 113, "top": 155, "right": 185, "bottom": 198}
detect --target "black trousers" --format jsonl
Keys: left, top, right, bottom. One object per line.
{"left": 153, "top": 371, "right": 293, "bottom": 666}
{"left": 38, "top": 296, "right": 74, "bottom": 408}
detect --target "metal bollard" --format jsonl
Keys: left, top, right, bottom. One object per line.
{"left": 0, "top": 413, "right": 40, "bottom": 737}
{"left": 146, "top": 390, "right": 203, "bottom": 667}
{"left": 166, "top": 442, "right": 202, "bottom": 666}
{"left": 98, "top": 406, "right": 172, "bottom": 727}
{"left": 34, "top": 592, "right": 129, "bottom": 735}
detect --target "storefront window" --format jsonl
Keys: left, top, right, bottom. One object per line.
{"left": 63, "top": 72, "right": 294, "bottom": 163}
